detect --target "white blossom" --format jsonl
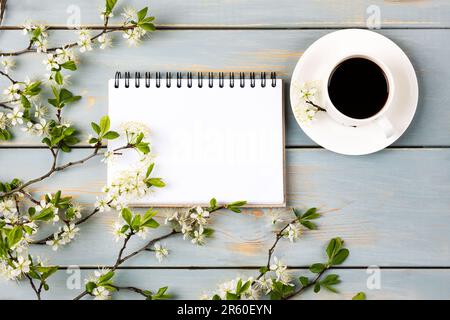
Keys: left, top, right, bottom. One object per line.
{"left": 191, "top": 225, "right": 205, "bottom": 245}
{"left": 292, "top": 81, "right": 322, "bottom": 124}
{"left": 6, "top": 107, "right": 23, "bottom": 126}
{"left": 283, "top": 223, "right": 302, "bottom": 242}
{"left": 61, "top": 223, "right": 80, "bottom": 242}
{"left": 43, "top": 54, "right": 59, "bottom": 70}
{"left": 112, "top": 221, "right": 126, "bottom": 242}
{"left": 46, "top": 233, "right": 64, "bottom": 251}
{"left": 34, "top": 104, "right": 48, "bottom": 119}
{"left": 293, "top": 103, "right": 319, "bottom": 125}
{"left": 12, "top": 256, "right": 31, "bottom": 275}
{"left": 35, "top": 39, "right": 48, "bottom": 53}
{"left": 154, "top": 242, "right": 169, "bottom": 262}
{"left": 270, "top": 257, "right": 292, "bottom": 286}
{"left": 92, "top": 286, "right": 111, "bottom": 300}
{"left": 122, "top": 7, "right": 137, "bottom": 21}
{"left": 98, "top": 34, "right": 112, "bottom": 49}
{"left": 254, "top": 277, "right": 273, "bottom": 295}
{"left": 0, "top": 199, "right": 17, "bottom": 215}
{"left": 95, "top": 197, "right": 111, "bottom": 212}
{"left": 21, "top": 121, "right": 34, "bottom": 134}
{"left": 77, "top": 29, "right": 93, "bottom": 53}
{"left": 1, "top": 57, "right": 15, "bottom": 74}
{"left": 55, "top": 47, "right": 74, "bottom": 64}
{"left": 3, "top": 83, "right": 22, "bottom": 100}
{"left": 190, "top": 206, "right": 210, "bottom": 225}
{"left": 33, "top": 118, "right": 48, "bottom": 136}
{"left": 122, "top": 27, "right": 146, "bottom": 46}
{"left": 101, "top": 151, "right": 116, "bottom": 164}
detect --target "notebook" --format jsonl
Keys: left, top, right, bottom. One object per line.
{"left": 108, "top": 72, "right": 285, "bottom": 207}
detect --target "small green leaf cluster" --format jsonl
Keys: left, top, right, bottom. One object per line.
{"left": 118, "top": 207, "right": 160, "bottom": 238}
{"left": 129, "top": 7, "right": 156, "bottom": 32}
{"left": 294, "top": 207, "right": 320, "bottom": 230}
{"left": 41, "top": 120, "right": 79, "bottom": 152}
{"left": 90, "top": 115, "right": 119, "bottom": 146}
{"left": 301, "top": 237, "right": 350, "bottom": 294}
{"left": 48, "top": 87, "right": 81, "bottom": 110}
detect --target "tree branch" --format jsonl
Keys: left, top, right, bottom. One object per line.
{"left": 0, "top": 144, "right": 132, "bottom": 199}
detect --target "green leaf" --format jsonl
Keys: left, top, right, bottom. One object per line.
{"left": 20, "top": 95, "right": 31, "bottom": 109}
{"left": 61, "top": 60, "right": 77, "bottom": 71}
{"left": 85, "top": 281, "right": 96, "bottom": 293}
{"left": 212, "top": 294, "right": 221, "bottom": 300}
{"left": 32, "top": 207, "right": 55, "bottom": 221}
{"left": 326, "top": 237, "right": 343, "bottom": 260}
{"left": 309, "top": 263, "right": 326, "bottom": 274}
{"left": 300, "top": 220, "right": 317, "bottom": 230}
{"left": 259, "top": 266, "right": 269, "bottom": 275}
{"left": 105, "top": 0, "right": 118, "bottom": 13}
{"left": 7, "top": 226, "right": 23, "bottom": 249}
{"left": 145, "top": 163, "right": 154, "bottom": 178}
{"left": 121, "top": 208, "right": 133, "bottom": 225}
{"left": 331, "top": 248, "right": 349, "bottom": 266}
{"left": 91, "top": 122, "right": 101, "bottom": 135}
{"left": 141, "top": 218, "right": 159, "bottom": 229}
{"left": 209, "top": 198, "right": 217, "bottom": 209}
{"left": 136, "top": 7, "right": 148, "bottom": 21}
{"left": 135, "top": 142, "right": 150, "bottom": 154}
{"left": 103, "top": 131, "right": 119, "bottom": 140}
{"left": 140, "top": 23, "right": 156, "bottom": 31}
{"left": 99, "top": 115, "right": 110, "bottom": 135}
{"left": 98, "top": 271, "right": 115, "bottom": 284}
{"left": 54, "top": 71, "right": 63, "bottom": 85}
{"left": 225, "top": 292, "right": 239, "bottom": 300}
{"left": 202, "top": 228, "right": 214, "bottom": 237}
{"left": 313, "top": 282, "right": 321, "bottom": 293}
{"left": 352, "top": 292, "right": 366, "bottom": 300}
{"left": 146, "top": 178, "right": 165, "bottom": 188}
{"left": 299, "top": 276, "right": 309, "bottom": 287}
{"left": 0, "top": 129, "right": 12, "bottom": 141}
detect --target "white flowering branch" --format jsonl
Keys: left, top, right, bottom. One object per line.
{"left": 73, "top": 199, "right": 246, "bottom": 300}
{"left": 203, "top": 208, "right": 360, "bottom": 300}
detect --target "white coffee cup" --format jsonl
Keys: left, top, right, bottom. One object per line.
{"left": 321, "top": 53, "right": 395, "bottom": 138}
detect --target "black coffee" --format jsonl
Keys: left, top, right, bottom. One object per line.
{"left": 328, "top": 57, "right": 389, "bottom": 119}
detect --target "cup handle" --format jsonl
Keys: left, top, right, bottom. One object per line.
{"left": 374, "top": 116, "right": 395, "bottom": 139}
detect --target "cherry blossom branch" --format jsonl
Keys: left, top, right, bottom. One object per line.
{"left": 0, "top": 20, "right": 135, "bottom": 57}
{"left": 0, "top": 144, "right": 133, "bottom": 199}
{"left": 256, "top": 215, "right": 298, "bottom": 281}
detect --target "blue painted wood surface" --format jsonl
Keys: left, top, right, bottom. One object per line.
{"left": 0, "top": 0, "right": 449, "bottom": 299}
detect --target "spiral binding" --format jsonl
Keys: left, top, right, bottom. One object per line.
{"left": 114, "top": 72, "right": 277, "bottom": 89}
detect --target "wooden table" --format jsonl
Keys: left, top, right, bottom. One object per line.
{"left": 0, "top": 0, "right": 449, "bottom": 299}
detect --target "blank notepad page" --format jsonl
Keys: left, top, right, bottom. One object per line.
{"left": 108, "top": 75, "right": 285, "bottom": 207}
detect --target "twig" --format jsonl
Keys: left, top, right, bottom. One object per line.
{"left": 283, "top": 269, "right": 328, "bottom": 300}
{"left": 25, "top": 274, "right": 42, "bottom": 300}
{"left": 0, "top": 102, "right": 13, "bottom": 110}
{"left": 256, "top": 213, "right": 298, "bottom": 280}
{"left": 110, "top": 285, "right": 148, "bottom": 298}
{"left": 0, "top": 70, "right": 17, "bottom": 83}
{"left": 0, "top": 0, "right": 6, "bottom": 26}
{"left": 0, "top": 144, "right": 132, "bottom": 199}
{"left": 306, "top": 100, "right": 326, "bottom": 112}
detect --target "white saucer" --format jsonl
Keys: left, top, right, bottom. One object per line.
{"left": 290, "top": 29, "right": 419, "bottom": 155}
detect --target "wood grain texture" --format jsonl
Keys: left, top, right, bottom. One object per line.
{"left": 2, "top": 0, "right": 449, "bottom": 28}
{"left": 1, "top": 148, "right": 449, "bottom": 267}
{"left": 0, "top": 29, "right": 449, "bottom": 147}
{"left": 1, "top": 269, "right": 449, "bottom": 300}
